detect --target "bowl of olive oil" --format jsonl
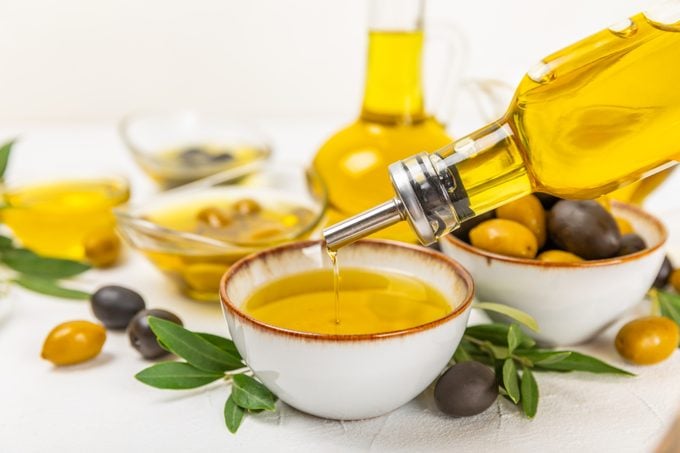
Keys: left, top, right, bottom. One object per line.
{"left": 116, "top": 162, "right": 326, "bottom": 301}
{"left": 120, "top": 110, "right": 271, "bottom": 187}
{"left": 220, "top": 239, "right": 474, "bottom": 420}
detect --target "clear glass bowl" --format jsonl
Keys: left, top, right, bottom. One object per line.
{"left": 119, "top": 110, "right": 272, "bottom": 187}
{"left": 115, "top": 162, "right": 327, "bottom": 301}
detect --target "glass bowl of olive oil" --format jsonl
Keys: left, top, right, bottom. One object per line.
{"left": 115, "top": 162, "right": 327, "bottom": 301}
{"left": 119, "top": 110, "right": 272, "bottom": 187}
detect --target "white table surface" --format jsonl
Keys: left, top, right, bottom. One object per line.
{"left": 1, "top": 120, "right": 680, "bottom": 453}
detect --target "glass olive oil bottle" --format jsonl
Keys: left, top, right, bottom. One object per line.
{"left": 312, "top": 0, "right": 452, "bottom": 243}
{"left": 323, "top": 10, "right": 680, "bottom": 250}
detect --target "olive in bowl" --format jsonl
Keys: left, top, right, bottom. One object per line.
{"left": 441, "top": 201, "right": 667, "bottom": 346}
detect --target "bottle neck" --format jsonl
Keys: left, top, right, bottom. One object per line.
{"left": 360, "top": 0, "right": 426, "bottom": 123}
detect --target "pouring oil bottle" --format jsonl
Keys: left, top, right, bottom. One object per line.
{"left": 323, "top": 10, "right": 680, "bottom": 250}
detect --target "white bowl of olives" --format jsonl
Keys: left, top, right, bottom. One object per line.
{"left": 440, "top": 197, "right": 667, "bottom": 346}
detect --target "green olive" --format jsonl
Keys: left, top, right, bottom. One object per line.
{"left": 496, "top": 195, "right": 547, "bottom": 247}
{"left": 548, "top": 200, "right": 621, "bottom": 260}
{"left": 469, "top": 219, "right": 538, "bottom": 258}
{"left": 83, "top": 228, "right": 121, "bottom": 268}
{"left": 452, "top": 211, "right": 495, "bottom": 243}
{"left": 41, "top": 320, "right": 107, "bottom": 366}
{"left": 615, "top": 316, "right": 679, "bottom": 365}
{"left": 233, "top": 199, "right": 261, "bottom": 216}
{"left": 536, "top": 250, "right": 583, "bottom": 263}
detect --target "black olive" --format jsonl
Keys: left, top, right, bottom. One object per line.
{"left": 210, "top": 152, "right": 234, "bottom": 163}
{"left": 451, "top": 211, "right": 496, "bottom": 243}
{"left": 548, "top": 200, "right": 621, "bottom": 260}
{"left": 180, "top": 147, "right": 212, "bottom": 166}
{"left": 434, "top": 361, "right": 498, "bottom": 417}
{"left": 617, "top": 233, "right": 647, "bottom": 257}
{"left": 128, "top": 309, "right": 183, "bottom": 359}
{"left": 535, "top": 193, "right": 560, "bottom": 210}
{"left": 653, "top": 256, "right": 674, "bottom": 289}
{"left": 90, "top": 285, "right": 146, "bottom": 330}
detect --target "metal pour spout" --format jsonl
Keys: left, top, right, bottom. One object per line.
{"left": 322, "top": 199, "right": 405, "bottom": 251}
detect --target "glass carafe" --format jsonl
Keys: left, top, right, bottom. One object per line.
{"left": 312, "top": 0, "right": 461, "bottom": 243}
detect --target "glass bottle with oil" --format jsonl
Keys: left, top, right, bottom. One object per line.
{"left": 313, "top": 0, "right": 460, "bottom": 243}
{"left": 323, "top": 8, "right": 680, "bottom": 250}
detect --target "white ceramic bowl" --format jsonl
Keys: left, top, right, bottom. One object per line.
{"left": 220, "top": 239, "right": 474, "bottom": 420}
{"left": 440, "top": 202, "right": 667, "bottom": 346}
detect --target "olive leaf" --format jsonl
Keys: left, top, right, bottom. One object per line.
{"left": 0, "top": 235, "right": 13, "bottom": 250}
{"left": 531, "top": 351, "right": 572, "bottom": 366}
{"left": 224, "top": 395, "right": 246, "bottom": 433}
{"left": 2, "top": 248, "right": 90, "bottom": 279}
{"left": 0, "top": 139, "right": 15, "bottom": 180}
{"left": 465, "top": 324, "right": 535, "bottom": 349}
{"left": 195, "top": 332, "right": 242, "bottom": 361}
{"left": 473, "top": 302, "right": 540, "bottom": 332}
{"left": 507, "top": 324, "right": 522, "bottom": 355}
{"left": 148, "top": 317, "right": 245, "bottom": 373}
{"left": 231, "top": 374, "right": 277, "bottom": 411}
{"left": 135, "top": 362, "right": 224, "bottom": 389}
{"left": 521, "top": 366, "right": 539, "bottom": 418}
{"left": 13, "top": 275, "right": 91, "bottom": 300}
{"left": 519, "top": 350, "right": 634, "bottom": 376}
{"left": 658, "top": 291, "right": 680, "bottom": 327}
{"left": 502, "top": 358, "right": 520, "bottom": 404}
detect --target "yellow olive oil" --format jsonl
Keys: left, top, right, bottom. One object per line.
{"left": 2, "top": 179, "right": 129, "bottom": 260}
{"left": 313, "top": 30, "right": 452, "bottom": 243}
{"left": 435, "top": 13, "right": 680, "bottom": 222}
{"left": 139, "top": 190, "right": 317, "bottom": 301}
{"left": 243, "top": 268, "right": 450, "bottom": 335}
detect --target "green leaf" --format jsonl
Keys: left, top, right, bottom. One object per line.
{"left": 520, "top": 366, "right": 539, "bottom": 418}
{"left": 231, "top": 374, "right": 276, "bottom": 411}
{"left": 658, "top": 291, "right": 680, "bottom": 327}
{"left": 148, "top": 317, "right": 245, "bottom": 373}
{"left": 195, "top": 332, "right": 242, "bottom": 361}
{"left": 453, "top": 341, "right": 472, "bottom": 363}
{"left": 2, "top": 248, "right": 90, "bottom": 278}
{"left": 0, "top": 235, "right": 14, "bottom": 250}
{"left": 507, "top": 324, "right": 522, "bottom": 355}
{"left": 473, "top": 302, "right": 540, "bottom": 332}
{"left": 224, "top": 394, "right": 246, "bottom": 433}
{"left": 466, "top": 324, "right": 535, "bottom": 349}
{"left": 502, "top": 358, "right": 520, "bottom": 404}
{"left": 518, "top": 350, "right": 634, "bottom": 376}
{"left": 135, "top": 362, "right": 224, "bottom": 389}
{"left": 0, "top": 139, "right": 15, "bottom": 180}
{"left": 532, "top": 351, "right": 572, "bottom": 365}
{"left": 14, "top": 275, "right": 90, "bottom": 300}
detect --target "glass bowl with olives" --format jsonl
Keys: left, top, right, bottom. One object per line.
{"left": 440, "top": 196, "right": 668, "bottom": 346}
{"left": 115, "top": 162, "right": 327, "bottom": 301}
{"left": 119, "top": 110, "right": 272, "bottom": 188}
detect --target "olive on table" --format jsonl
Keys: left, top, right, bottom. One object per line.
{"left": 536, "top": 250, "right": 583, "bottom": 263}
{"left": 90, "top": 285, "right": 146, "bottom": 330}
{"left": 617, "top": 234, "right": 647, "bottom": 257}
{"left": 128, "top": 309, "right": 183, "bottom": 359}
{"left": 653, "top": 256, "right": 674, "bottom": 289}
{"left": 496, "top": 194, "right": 547, "bottom": 247}
{"left": 41, "top": 320, "right": 107, "bottom": 366}
{"left": 434, "top": 361, "right": 498, "bottom": 417}
{"left": 615, "top": 316, "right": 679, "bottom": 365}
{"left": 469, "top": 219, "right": 538, "bottom": 259}
{"left": 451, "top": 211, "right": 496, "bottom": 243}
{"left": 548, "top": 200, "right": 621, "bottom": 260}
{"left": 83, "top": 228, "right": 122, "bottom": 268}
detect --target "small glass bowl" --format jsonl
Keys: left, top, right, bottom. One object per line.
{"left": 119, "top": 110, "right": 272, "bottom": 187}
{"left": 115, "top": 162, "right": 327, "bottom": 301}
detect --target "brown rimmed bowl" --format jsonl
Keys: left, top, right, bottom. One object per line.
{"left": 440, "top": 201, "right": 667, "bottom": 346}
{"left": 220, "top": 239, "right": 474, "bottom": 420}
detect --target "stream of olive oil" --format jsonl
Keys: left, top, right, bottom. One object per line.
{"left": 242, "top": 266, "right": 450, "bottom": 335}
{"left": 326, "top": 248, "right": 341, "bottom": 326}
